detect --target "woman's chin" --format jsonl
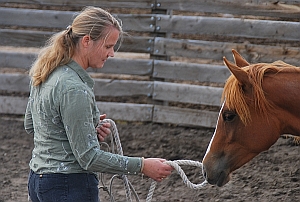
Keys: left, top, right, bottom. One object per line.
{"left": 90, "top": 64, "right": 104, "bottom": 69}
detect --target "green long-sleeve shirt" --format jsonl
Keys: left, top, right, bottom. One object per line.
{"left": 24, "top": 60, "right": 142, "bottom": 175}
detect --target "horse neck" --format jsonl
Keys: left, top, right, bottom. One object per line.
{"left": 264, "top": 72, "right": 300, "bottom": 136}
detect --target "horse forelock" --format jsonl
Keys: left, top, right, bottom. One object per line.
{"left": 222, "top": 60, "right": 298, "bottom": 125}
{"left": 222, "top": 75, "right": 251, "bottom": 125}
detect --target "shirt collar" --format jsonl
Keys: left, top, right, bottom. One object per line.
{"left": 66, "top": 60, "right": 95, "bottom": 89}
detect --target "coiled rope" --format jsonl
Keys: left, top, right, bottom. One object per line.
{"left": 98, "top": 119, "right": 137, "bottom": 202}
{"left": 98, "top": 119, "right": 208, "bottom": 202}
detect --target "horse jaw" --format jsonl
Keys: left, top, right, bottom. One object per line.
{"left": 202, "top": 101, "right": 260, "bottom": 187}
{"left": 202, "top": 132, "right": 259, "bottom": 187}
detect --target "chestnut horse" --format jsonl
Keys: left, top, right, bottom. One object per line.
{"left": 202, "top": 49, "right": 300, "bottom": 187}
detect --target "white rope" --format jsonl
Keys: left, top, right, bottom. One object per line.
{"left": 145, "top": 181, "right": 157, "bottom": 202}
{"left": 146, "top": 160, "right": 208, "bottom": 202}
{"left": 99, "top": 119, "right": 208, "bottom": 202}
{"left": 99, "top": 119, "right": 135, "bottom": 202}
{"left": 166, "top": 160, "right": 208, "bottom": 189}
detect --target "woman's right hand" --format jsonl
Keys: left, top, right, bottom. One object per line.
{"left": 142, "top": 158, "right": 173, "bottom": 182}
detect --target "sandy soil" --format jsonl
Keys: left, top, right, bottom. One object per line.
{"left": 0, "top": 115, "right": 299, "bottom": 202}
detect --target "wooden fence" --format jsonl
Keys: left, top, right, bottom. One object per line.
{"left": 0, "top": 0, "right": 299, "bottom": 128}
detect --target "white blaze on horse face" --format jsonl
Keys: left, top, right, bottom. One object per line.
{"left": 203, "top": 101, "right": 225, "bottom": 160}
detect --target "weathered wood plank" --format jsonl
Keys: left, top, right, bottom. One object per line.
{"left": 0, "top": 29, "right": 153, "bottom": 53}
{"left": 0, "top": 8, "right": 156, "bottom": 32}
{"left": 1, "top": 0, "right": 298, "bottom": 19}
{"left": 153, "top": 81, "right": 223, "bottom": 106}
{"left": 0, "top": 73, "right": 154, "bottom": 97}
{"left": 0, "top": 96, "right": 28, "bottom": 114}
{"left": 0, "top": 0, "right": 155, "bottom": 9}
{"left": 0, "top": 7, "right": 73, "bottom": 29}
{"left": 90, "top": 58, "right": 153, "bottom": 76}
{"left": 2, "top": 37, "right": 300, "bottom": 74}
{"left": 117, "top": 36, "right": 154, "bottom": 53}
{"left": 0, "top": 29, "right": 54, "bottom": 47}
{"left": 0, "top": 74, "right": 30, "bottom": 93}
{"left": 2, "top": 7, "right": 299, "bottom": 42}
{"left": 0, "top": 50, "right": 36, "bottom": 69}
{"left": 0, "top": 95, "right": 218, "bottom": 128}
{"left": 153, "top": 60, "right": 230, "bottom": 83}
{"left": 157, "top": 0, "right": 300, "bottom": 19}
{"left": 0, "top": 50, "right": 153, "bottom": 73}
{"left": 153, "top": 105, "right": 219, "bottom": 128}
{"left": 0, "top": 73, "right": 224, "bottom": 107}
{"left": 153, "top": 37, "right": 300, "bottom": 66}
{"left": 0, "top": 95, "right": 154, "bottom": 122}
{"left": 94, "top": 79, "right": 153, "bottom": 97}
{"left": 156, "top": 15, "right": 300, "bottom": 41}
{"left": 97, "top": 102, "right": 153, "bottom": 122}
{"left": 116, "top": 14, "right": 156, "bottom": 32}
{"left": 2, "top": 37, "right": 300, "bottom": 72}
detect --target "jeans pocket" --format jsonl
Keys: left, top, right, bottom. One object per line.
{"left": 38, "top": 174, "right": 68, "bottom": 202}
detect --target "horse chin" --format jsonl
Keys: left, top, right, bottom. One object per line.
{"left": 205, "top": 170, "right": 231, "bottom": 187}
{"left": 215, "top": 172, "right": 231, "bottom": 187}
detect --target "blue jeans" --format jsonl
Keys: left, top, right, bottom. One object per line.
{"left": 28, "top": 170, "right": 100, "bottom": 202}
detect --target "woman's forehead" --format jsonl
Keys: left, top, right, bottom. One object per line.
{"left": 102, "top": 27, "right": 120, "bottom": 44}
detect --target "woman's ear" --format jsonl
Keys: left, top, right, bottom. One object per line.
{"left": 81, "top": 35, "right": 91, "bottom": 48}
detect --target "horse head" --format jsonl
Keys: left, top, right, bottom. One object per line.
{"left": 201, "top": 49, "right": 299, "bottom": 187}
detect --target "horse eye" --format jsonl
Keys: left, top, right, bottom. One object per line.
{"left": 222, "top": 112, "right": 236, "bottom": 122}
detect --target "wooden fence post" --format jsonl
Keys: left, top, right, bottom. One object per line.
{"left": 149, "top": 1, "right": 172, "bottom": 107}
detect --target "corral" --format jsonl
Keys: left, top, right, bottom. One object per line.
{"left": 0, "top": 0, "right": 300, "bottom": 201}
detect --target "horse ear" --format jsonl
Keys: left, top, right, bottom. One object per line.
{"left": 223, "top": 56, "right": 251, "bottom": 86}
{"left": 232, "top": 49, "right": 250, "bottom": 67}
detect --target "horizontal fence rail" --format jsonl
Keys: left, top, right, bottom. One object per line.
{"left": 2, "top": 38, "right": 300, "bottom": 70}
{"left": 0, "top": 0, "right": 299, "bottom": 18}
{"left": 0, "top": 96, "right": 220, "bottom": 128}
{"left": 0, "top": 73, "right": 223, "bottom": 106}
{"left": 1, "top": 7, "right": 300, "bottom": 41}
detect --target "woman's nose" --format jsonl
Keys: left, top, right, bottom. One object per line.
{"left": 108, "top": 50, "right": 115, "bottom": 57}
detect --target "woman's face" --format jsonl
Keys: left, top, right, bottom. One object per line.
{"left": 87, "top": 27, "right": 120, "bottom": 69}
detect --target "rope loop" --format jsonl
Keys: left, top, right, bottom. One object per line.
{"left": 165, "top": 160, "right": 208, "bottom": 189}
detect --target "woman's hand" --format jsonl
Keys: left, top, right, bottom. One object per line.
{"left": 142, "top": 158, "right": 174, "bottom": 182}
{"left": 96, "top": 114, "right": 111, "bottom": 142}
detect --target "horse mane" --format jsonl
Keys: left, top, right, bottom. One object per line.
{"left": 222, "top": 60, "right": 299, "bottom": 125}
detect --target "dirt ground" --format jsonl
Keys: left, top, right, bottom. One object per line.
{"left": 0, "top": 115, "right": 299, "bottom": 202}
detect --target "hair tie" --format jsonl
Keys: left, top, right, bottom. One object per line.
{"left": 65, "top": 25, "right": 72, "bottom": 34}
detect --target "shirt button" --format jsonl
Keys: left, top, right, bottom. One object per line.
{"left": 39, "top": 174, "right": 43, "bottom": 178}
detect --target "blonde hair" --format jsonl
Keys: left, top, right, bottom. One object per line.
{"left": 29, "top": 6, "right": 123, "bottom": 86}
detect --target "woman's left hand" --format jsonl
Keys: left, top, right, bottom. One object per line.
{"left": 96, "top": 114, "right": 111, "bottom": 142}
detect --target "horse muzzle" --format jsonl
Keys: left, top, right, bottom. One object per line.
{"left": 202, "top": 158, "right": 231, "bottom": 187}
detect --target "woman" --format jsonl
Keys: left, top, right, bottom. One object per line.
{"left": 24, "top": 6, "right": 173, "bottom": 202}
